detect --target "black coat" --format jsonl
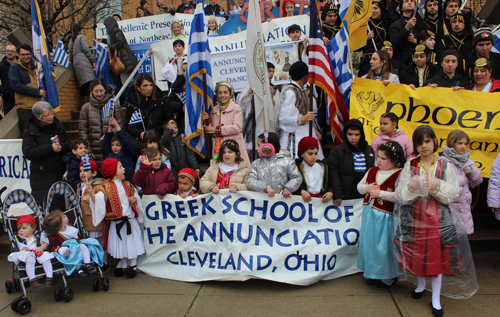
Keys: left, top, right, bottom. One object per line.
{"left": 124, "top": 87, "right": 171, "bottom": 139}
{"left": 103, "top": 17, "right": 138, "bottom": 73}
{"left": 328, "top": 119, "right": 376, "bottom": 200}
{"left": 389, "top": 14, "right": 429, "bottom": 64}
{"left": 0, "top": 56, "right": 16, "bottom": 102}
{"left": 425, "top": 70, "right": 470, "bottom": 88}
{"left": 22, "top": 117, "right": 70, "bottom": 205}
{"left": 399, "top": 62, "right": 439, "bottom": 87}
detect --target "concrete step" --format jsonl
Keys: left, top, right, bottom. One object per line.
{"left": 62, "top": 119, "right": 79, "bottom": 132}
{"left": 65, "top": 130, "right": 80, "bottom": 142}
{"left": 70, "top": 110, "right": 81, "bottom": 121}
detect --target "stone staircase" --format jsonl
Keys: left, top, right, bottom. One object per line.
{"left": 61, "top": 110, "right": 82, "bottom": 142}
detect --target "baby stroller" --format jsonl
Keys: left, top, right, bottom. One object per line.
{"left": 3, "top": 188, "right": 73, "bottom": 315}
{"left": 44, "top": 181, "right": 110, "bottom": 292}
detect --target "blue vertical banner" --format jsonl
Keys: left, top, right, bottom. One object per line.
{"left": 31, "top": 0, "right": 59, "bottom": 111}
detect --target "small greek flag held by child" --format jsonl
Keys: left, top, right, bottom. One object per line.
{"left": 82, "top": 154, "right": 91, "bottom": 171}
{"left": 129, "top": 110, "right": 143, "bottom": 126}
{"left": 101, "top": 98, "right": 115, "bottom": 118}
{"left": 176, "top": 92, "right": 187, "bottom": 104}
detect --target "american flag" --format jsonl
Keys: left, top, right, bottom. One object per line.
{"left": 101, "top": 98, "right": 115, "bottom": 118}
{"left": 81, "top": 154, "right": 91, "bottom": 172}
{"left": 308, "top": 0, "right": 349, "bottom": 146}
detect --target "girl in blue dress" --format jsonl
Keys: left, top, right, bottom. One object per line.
{"left": 356, "top": 141, "right": 406, "bottom": 288}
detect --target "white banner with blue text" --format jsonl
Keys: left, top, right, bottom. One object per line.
{"left": 138, "top": 190, "right": 362, "bottom": 286}
{"left": 0, "top": 140, "right": 31, "bottom": 201}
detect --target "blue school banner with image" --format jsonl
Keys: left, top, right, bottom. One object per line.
{"left": 138, "top": 190, "right": 362, "bottom": 285}
{"left": 129, "top": 42, "right": 154, "bottom": 77}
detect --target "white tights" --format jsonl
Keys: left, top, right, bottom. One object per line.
{"left": 79, "top": 244, "right": 90, "bottom": 264}
{"left": 415, "top": 274, "right": 443, "bottom": 310}
{"left": 26, "top": 256, "right": 53, "bottom": 280}
{"left": 118, "top": 258, "right": 137, "bottom": 268}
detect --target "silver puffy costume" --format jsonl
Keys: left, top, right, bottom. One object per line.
{"left": 246, "top": 153, "right": 303, "bottom": 193}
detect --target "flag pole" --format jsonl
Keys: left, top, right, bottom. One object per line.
{"left": 309, "top": 83, "right": 314, "bottom": 136}
{"left": 366, "top": 23, "right": 377, "bottom": 52}
{"left": 251, "top": 95, "right": 256, "bottom": 161}
{"left": 203, "top": 72, "right": 212, "bottom": 159}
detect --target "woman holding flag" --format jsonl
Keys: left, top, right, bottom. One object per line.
{"left": 79, "top": 79, "right": 125, "bottom": 167}
{"left": 124, "top": 74, "right": 170, "bottom": 153}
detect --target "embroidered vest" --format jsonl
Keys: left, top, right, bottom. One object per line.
{"left": 78, "top": 178, "right": 105, "bottom": 231}
{"left": 12, "top": 231, "right": 42, "bottom": 252}
{"left": 362, "top": 167, "right": 401, "bottom": 214}
{"left": 298, "top": 162, "right": 326, "bottom": 195}
{"left": 280, "top": 84, "right": 308, "bottom": 116}
{"left": 100, "top": 180, "right": 138, "bottom": 221}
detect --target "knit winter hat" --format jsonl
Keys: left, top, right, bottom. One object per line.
{"left": 17, "top": 215, "right": 36, "bottom": 228}
{"left": 101, "top": 158, "right": 118, "bottom": 179}
{"left": 474, "top": 27, "right": 495, "bottom": 47}
{"left": 298, "top": 136, "right": 319, "bottom": 155}
{"left": 178, "top": 168, "right": 197, "bottom": 183}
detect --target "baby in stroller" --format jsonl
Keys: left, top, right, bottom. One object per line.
{"left": 43, "top": 210, "right": 103, "bottom": 276}
{"left": 8, "top": 215, "right": 54, "bottom": 288}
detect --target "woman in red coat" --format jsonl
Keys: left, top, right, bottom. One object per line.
{"left": 470, "top": 57, "right": 500, "bottom": 92}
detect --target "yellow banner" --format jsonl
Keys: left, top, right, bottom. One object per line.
{"left": 343, "top": 0, "right": 372, "bottom": 51}
{"left": 350, "top": 77, "right": 500, "bottom": 178}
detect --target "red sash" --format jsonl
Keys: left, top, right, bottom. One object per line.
{"left": 362, "top": 167, "right": 401, "bottom": 214}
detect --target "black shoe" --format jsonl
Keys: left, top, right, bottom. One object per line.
{"left": 114, "top": 268, "right": 125, "bottom": 277}
{"left": 376, "top": 278, "right": 397, "bottom": 288}
{"left": 125, "top": 266, "right": 137, "bottom": 278}
{"left": 96, "top": 264, "right": 110, "bottom": 275}
{"left": 77, "top": 269, "right": 87, "bottom": 277}
{"left": 431, "top": 303, "right": 444, "bottom": 317}
{"left": 84, "top": 264, "right": 97, "bottom": 275}
{"left": 411, "top": 290, "right": 426, "bottom": 299}
{"left": 366, "top": 279, "right": 378, "bottom": 285}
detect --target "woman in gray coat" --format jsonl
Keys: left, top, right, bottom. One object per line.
{"left": 79, "top": 78, "right": 125, "bottom": 167}
{"left": 68, "top": 24, "right": 96, "bottom": 100}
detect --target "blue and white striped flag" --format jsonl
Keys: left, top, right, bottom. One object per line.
{"left": 31, "top": 0, "right": 60, "bottom": 111}
{"left": 184, "top": 0, "right": 214, "bottom": 158}
{"left": 176, "top": 92, "right": 187, "bottom": 104}
{"left": 53, "top": 37, "right": 69, "bottom": 68}
{"left": 81, "top": 154, "right": 91, "bottom": 172}
{"left": 129, "top": 109, "right": 144, "bottom": 126}
{"left": 93, "top": 40, "right": 115, "bottom": 90}
{"left": 493, "top": 28, "right": 500, "bottom": 54}
{"left": 328, "top": 23, "right": 353, "bottom": 108}
{"left": 101, "top": 98, "right": 115, "bottom": 118}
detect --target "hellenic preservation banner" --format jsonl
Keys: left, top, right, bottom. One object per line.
{"left": 350, "top": 77, "right": 500, "bottom": 178}
{"left": 138, "top": 190, "right": 362, "bottom": 286}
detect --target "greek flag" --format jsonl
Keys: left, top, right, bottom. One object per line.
{"left": 31, "top": 0, "right": 59, "bottom": 111}
{"left": 176, "top": 92, "right": 187, "bottom": 104}
{"left": 101, "top": 98, "right": 115, "bottom": 118}
{"left": 338, "top": 0, "right": 352, "bottom": 20}
{"left": 328, "top": 23, "right": 353, "bottom": 107}
{"left": 81, "top": 154, "right": 91, "bottom": 172}
{"left": 184, "top": 0, "right": 214, "bottom": 158}
{"left": 93, "top": 40, "right": 115, "bottom": 90}
{"left": 129, "top": 109, "right": 143, "bottom": 126}
{"left": 493, "top": 28, "right": 500, "bottom": 54}
{"left": 53, "top": 37, "right": 69, "bottom": 68}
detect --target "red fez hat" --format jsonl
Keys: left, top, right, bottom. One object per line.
{"left": 101, "top": 158, "right": 118, "bottom": 179}
{"left": 298, "top": 136, "right": 319, "bottom": 155}
{"left": 178, "top": 168, "right": 197, "bottom": 183}
{"left": 17, "top": 214, "right": 36, "bottom": 228}
{"left": 80, "top": 159, "right": 98, "bottom": 172}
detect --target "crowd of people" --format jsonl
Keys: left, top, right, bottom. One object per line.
{"left": 1, "top": 1, "right": 499, "bottom": 316}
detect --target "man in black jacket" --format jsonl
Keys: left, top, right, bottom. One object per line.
{"left": 434, "top": 10, "right": 473, "bottom": 64}
{"left": 389, "top": 0, "right": 429, "bottom": 64}
{"left": 205, "top": 0, "right": 222, "bottom": 15}
{"left": 328, "top": 119, "right": 375, "bottom": 207}
{"left": 0, "top": 44, "right": 18, "bottom": 115}
{"left": 467, "top": 26, "right": 500, "bottom": 80}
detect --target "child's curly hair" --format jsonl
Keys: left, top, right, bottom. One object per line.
{"left": 43, "top": 210, "right": 64, "bottom": 236}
